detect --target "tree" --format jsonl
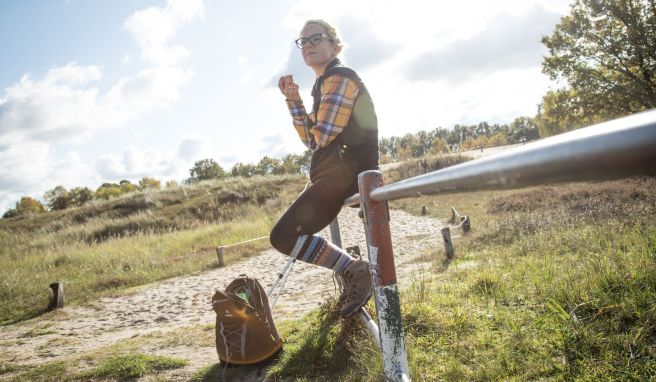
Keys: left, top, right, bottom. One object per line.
{"left": 44, "top": 186, "right": 72, "bottom": 211}
{"left": 508, "top": 116, "right": 540, "bottom": 142}
{"left": 281, "top": 154, "right": 302, "bottom": 174}
{"left": 119, "top": 180, "right": 137, "bottom": 193}
{"left": 3, "top": 196, "right": 46, "bottom": 218}
{"left": 255, "top": 156, "right": 283, "bottom": 175}
{"left": 138, "top": 177, "right": 161, "bottom": 190}
{"left": 428, "top": 138, "right": 450, "bottom": 155}
{"left": 536, "top": 89, "right": 603, "bottom": 136}
{"left": 540, "top": 0, "right": 656, "bottom": 134}
{"left": 231, "top": 162, "right": 256, "bottom": 177}
{"left": 96, "top": 183, "right": 123, "bottom": 200}
{"left": 188, "top": 159, "right": 227, "bottom": 183}
{"left": 299, "top": 149, "right": 313, "bottom": 174}
{"left": 69, "top": 187, "right": 94, "bottom": 206}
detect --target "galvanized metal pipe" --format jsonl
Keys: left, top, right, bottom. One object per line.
{"left": 370, "top": 110, "right": 656, "bottom": 202}
{"left": 358, "top": 308, "right": 381, "bottom": 350}
{"left": 329, "top": 218, "right": 342, "bottom": 248}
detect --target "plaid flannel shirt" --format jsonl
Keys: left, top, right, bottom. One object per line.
{"left": 285, "top": 75, "right": 359, "bottom": 149}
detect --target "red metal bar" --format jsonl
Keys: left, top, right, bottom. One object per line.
{"left": 358, "top": 170, "right": 410, "bottom": 382}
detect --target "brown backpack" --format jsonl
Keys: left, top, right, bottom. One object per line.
{"left": 211, "top": 275, "right": 282, "bottom": 365}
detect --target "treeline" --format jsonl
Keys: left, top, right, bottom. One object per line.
{"left": 2, "top": 116, "right": 538, "bottom": 219}
{"left": 2, "top": 177, "right": 165, "bottom": 218}
{"left": 379, "top": 116, "right": 538, "bottom": 163}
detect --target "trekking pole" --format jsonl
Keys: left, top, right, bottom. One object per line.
{"left": 267, "top": 255, "right": 296, "bottom": 309}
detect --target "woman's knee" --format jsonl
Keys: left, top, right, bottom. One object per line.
{"left": 269, "top": 223, "right": 293, "bottom": 255}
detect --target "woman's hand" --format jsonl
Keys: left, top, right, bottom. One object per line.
{"left": 278, "top": 75, "right": 301, "bottom": 101}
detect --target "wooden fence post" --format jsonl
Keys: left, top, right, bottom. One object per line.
{"left": 461, "top": 216, "right": 471, "bottom": 233}
{"left": 49, "top": 282, "right": 64, "bottom": 309}
{"left": 450, "top": 207, "right": 459, "bottom": 223}
{"left": 216, "top": 246, "right": 225, "bottom": 267}
{"left": 440, "top": 226, "right": 454, "bottom": 259}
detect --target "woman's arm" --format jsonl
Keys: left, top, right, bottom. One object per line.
{"left": 284, "top": 75, "right": 359, "bottom": 150}
{"left": 285, "top": 98, "right": 316, "bottom": 149}
{"left": 312, "top": 75, "right": 359, "bottom": 148}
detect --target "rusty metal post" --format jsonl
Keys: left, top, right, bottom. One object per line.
{"left": 358, "top": 170, "right": 410, "bottom": 382}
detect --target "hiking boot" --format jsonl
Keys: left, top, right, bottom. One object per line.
{"left": 339, "top": 260, "right": 373, "bottom": 318}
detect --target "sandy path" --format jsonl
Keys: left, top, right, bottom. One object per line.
{"left": 0, "top": 207, "right": 446, "bottom": 378}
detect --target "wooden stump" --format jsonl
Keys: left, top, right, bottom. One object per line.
{"left": 450, "top": 207, "right": 459, "bottom": 224}
{"left": 440, "top": 227, "right": 454, "bottom": 260}
{"left": 49, "top": 282, "right": 64, "bottom": 309}
{"left": 216, "top": 246, "right": 225, "bottom": 267}
{"left": 461, "top": 216, "right": 471, "bottom": 233}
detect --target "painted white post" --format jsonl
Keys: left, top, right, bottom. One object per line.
{"left": 359, "top": 170, "right": 411, "bottom": 382}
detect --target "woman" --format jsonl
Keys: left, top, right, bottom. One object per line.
{"left": 269, "top": 19, "right": 380, "bottom": 318}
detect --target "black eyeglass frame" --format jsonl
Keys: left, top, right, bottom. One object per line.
{"left": 295, "top": 33, "right": 334, "bottom": 49}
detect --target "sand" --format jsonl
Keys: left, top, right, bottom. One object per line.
{"left": 0, "top": 207, "right": 449, "bottom": 380}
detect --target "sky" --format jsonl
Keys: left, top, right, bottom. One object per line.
{"left": 0, "top": 0, "right": 573, "bottom": 214}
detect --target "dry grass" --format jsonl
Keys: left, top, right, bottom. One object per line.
{"left": 0, "top": 174, "right": 308, "bottom": 323}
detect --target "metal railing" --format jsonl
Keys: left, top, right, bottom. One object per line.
{"left": 331, "top": 109, "right": 656, "bottom": 382}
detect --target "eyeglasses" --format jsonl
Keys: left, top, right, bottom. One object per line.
{"left": 295, "top": 33, "right": 334, "bottom": 49}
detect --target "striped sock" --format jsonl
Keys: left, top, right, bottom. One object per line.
{"left": 291, "top": 235, "right": 354, "bottom": 274}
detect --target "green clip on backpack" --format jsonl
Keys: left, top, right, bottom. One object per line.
{"left": 211, "top": 275, "right": 282, "bottom": 365}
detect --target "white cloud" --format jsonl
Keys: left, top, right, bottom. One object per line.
{"left": 177, "top": 136, "right": 211, "bottom": 161}
{"left": 0, "top": 142, "right": 96, "bottom": 213}
{"left": 123, "top": 0, "right": 204, "bottom": 66}
{"left": 0, "top": 64, "right": 191, "bottom": 145}
{"left": 0, "top": 63, "right": 103, "bottom": 144}
{"left": 95, "top": 137, "right": 213, "bottom": 182}
{"left": 103, "top": 66, "right": 191, "bottom": 125}
{"left": 0, "top": 0, "right": 205, "bottom": 215}
{"left": 404, "top": 5, "right": 561, "bottom": 81}
{"left": 337, "top": 15, "right": 400, "bottom": 70}
{"left": 97, "top": 147, "right": 174, "bottom": 180}
{"left": 267, "top": 14, "right": 398, "bottom": 90}
{"left": 0, "top": 142, "right": 52, "bottom": 191}
{"left": 259, "top": 134, "right": 293, "bottom": 159}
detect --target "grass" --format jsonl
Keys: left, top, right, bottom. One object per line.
{"left": 2, "top": 155, "right": 655, "bottom": 380}
{"left": 253, "top": 176, "right": 656, "bottom": 380}
{"left": 1, "top": 323, "right": 214, "bottom": 381}
{"left": 0, "top": 363, "right": 20, "bottom": 375}
{"left": 267, "top": 299, "right": 380, "bottom": 381}
{"left": 384, "top": 153, "right": 473, "bottom": 184}
{"left": 77, "top": 353, "right": 188, "bottom": 379}
{"left": 190, "top": 299, "right": 381, "bottom": 382}
{"left": 4, "top": 354, "right": 188, "bottom": 382}
{"left": 0, "top": 174, "right": 307, "bottom": 323}
{"left": 3, "top": 361, "right": 68, "bottom": 382}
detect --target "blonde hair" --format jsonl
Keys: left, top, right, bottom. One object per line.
{"left": 302, "top": 19, "right": 343, "bottom": 49}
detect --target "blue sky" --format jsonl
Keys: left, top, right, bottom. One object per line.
{"left": 0, "top": 0, "right": 572, "bottom": 214}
